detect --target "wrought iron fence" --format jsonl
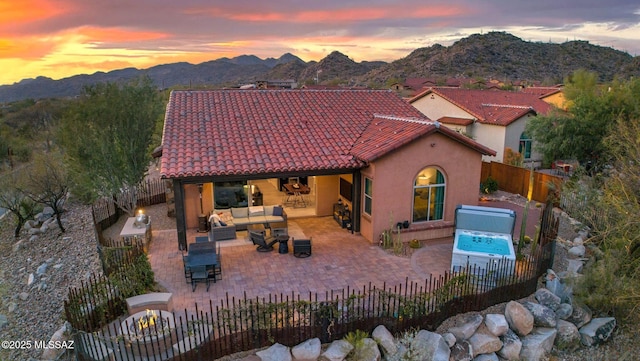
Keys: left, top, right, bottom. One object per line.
{"left": 68, "top": 240, "right": 554, "bottom": 361}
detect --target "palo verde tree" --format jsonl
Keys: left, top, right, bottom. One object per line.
{"left": 58, "top": 76, "right": 164, "bottom": 215}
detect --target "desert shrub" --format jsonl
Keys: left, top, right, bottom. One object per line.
{"left": 481, "top": 176, "right": 499, "bottom": 194}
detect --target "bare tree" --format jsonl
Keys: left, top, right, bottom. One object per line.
{"left": 20, "top": 152, "right": 70, "bottom": 232}
{"left": 0, "top": 170, "right": 37, "bottom": 237}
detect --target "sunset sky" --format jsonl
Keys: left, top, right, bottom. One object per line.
{"left": 1, "top": 0, "right": 639, "bottom": 86}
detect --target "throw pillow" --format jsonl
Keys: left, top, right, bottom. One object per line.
{"left": 210, "top": 213, "right": 222, "bottom": 227}
{"left": 273, "top": 206, "right": 283, "bottom": 216}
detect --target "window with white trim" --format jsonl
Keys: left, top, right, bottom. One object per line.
{"left": 412, "top": 168, "right": 445, "bottom": 222}
{"left": 363, "top": 177, "right": 373, "bottom": 216}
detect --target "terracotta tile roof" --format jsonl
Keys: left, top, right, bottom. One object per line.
{"left": 161, "top": 90, "right": 495, "bottom": 179}
{"left": 350, "top": 115, "right": 495, "bottom": 161}
{"left": 409, "top": 87, "right": 552, "bottom": 126}
{"left": 520, "top": 86, "right": 562, "bottom": 98}
{"left": 161, "top": 90, "right": 426, "bottom": 178}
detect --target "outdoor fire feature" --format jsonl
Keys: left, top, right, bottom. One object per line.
{"left": 120, "top": 309, "right": 177, "bottom": 357}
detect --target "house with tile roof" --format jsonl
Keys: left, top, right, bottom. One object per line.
{"left": 160, "top": 89, "right": 495, "bottom": 249}
{"left": 521, "top": 86, "right": 566, "bottom": 110}
{"left": 409, "top": 87, "right": 555, "bottom": 166}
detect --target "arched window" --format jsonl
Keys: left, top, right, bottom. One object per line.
{"left": 519, "top": 132, "right": 532, "bottom": 159}
{"left": 413, "top": 168, "right": 445, "bottom": 222}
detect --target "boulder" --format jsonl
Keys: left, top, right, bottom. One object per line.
{"left": 448, "top": 313, "right": 483, "bottom": 341}
{"left": 504, "top": 301, "right": 534, "bottom": 336}
{"left": 555, "top": 319, "right": 581, "bottom": 351}
{"left": 519, "top": 327, "right": 557, "bottom": 361}
{"left": 484, "top": 314, "right": 509, "bottom": 336}
{"left": 544, "top": 269, "right": 562, "bottom": 295}
{"left": 372, "top": 325, "right": 396, "bottom": 356}
{"left": 41, "top": 322, "right": 69, "bottom": 361}
{"left": 352, "top": 338, "right": 380, "bottom": 361}
{"left": 27, "top": 273, "right": 35, "bottom": 286}
{"left": 255, "top": 343, "right": 291, "bottom": 361}
{"left": 567, "top": 301, "right": 592, "bottom": 328}
{"left": 568, "top": 245, "right": 586, "bottom": 258}
{"left": 411, "top": 330, "right": 450, "bottom": 361}
{"left": 449, "top": 340, "right": 473, "bottom": 361}
{"left": 555, "top": 303, "right": 573, "bottom": 320}
{"left": 566, "top": 259, "right": 584, "bottom": 274}
{"left": 442, "top": 332, "right": 457, "bottom": 347}
{"left": 291, "top": 338, "right": 320, "bottom": 361}
{"left": 579, "top": 317, "right": 616, "bottom": 346}
{"left": 474, "top": 353, "right": 499, "bottom": 361}
{"left": 321, "top": 340, "right": 353, "bottom": 361}
{"left": 498, "top": 329, "right": 522, "bottom": 361}
{"left": 534, "top": 288, "right": 561, "bottom": 311}
{"left": 28, "top": 227, "right": 42, "bottom": 235}
{"left": 523, "top": 301, "right": 557, "bottom": 328}
{"left": 468, "top": 323, "right": 502, "bottom": 357}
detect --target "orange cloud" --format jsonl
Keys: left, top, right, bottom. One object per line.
{"left": 0, "top": 37, "right": 57, "bottom": 59}
{"left": 221, "top": 5, "right": 466, "bottom": 23}
{"left": 76, "top": 26, "right": 170, "bottom": 44}
{"left": 0, "top": 0, "right": 65, "bottom": 24}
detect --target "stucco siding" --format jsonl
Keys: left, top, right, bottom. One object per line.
{"left": 473, "top": 124, "right": 507, "bottom": 162}
{"left": 411, "top": 93, "right": 475, "bottom": 121}
{"left": 361, "top": 132, "right": 483, "bottom": 244}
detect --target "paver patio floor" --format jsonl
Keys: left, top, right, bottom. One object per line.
{"left": 136, "top": 198, "right": 540, "bottom": 317}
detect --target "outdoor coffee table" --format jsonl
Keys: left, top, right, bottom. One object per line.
{"left": 269, "top": 221, "right": 288, "bottom": 237}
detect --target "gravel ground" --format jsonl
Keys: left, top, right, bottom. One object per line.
{"left": 0, "top": 201, "right": 102, "bottom": 361}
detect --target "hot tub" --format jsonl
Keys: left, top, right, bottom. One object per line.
{"left": 451, "top": 205, "right": 516, "bottom": 274}
{"left": 451, "top": 229, "right": 516, "bottom": 273}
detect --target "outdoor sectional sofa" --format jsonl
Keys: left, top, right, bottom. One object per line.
{"left": 208, "top": 205, "right": 287, "bottom": 241}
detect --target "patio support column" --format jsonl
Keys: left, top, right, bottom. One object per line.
{"left": 173, "top": 179, "right": 187, "bottom": 251}
{"left": 351, "top": 170, "right": 361, "bottom": 233}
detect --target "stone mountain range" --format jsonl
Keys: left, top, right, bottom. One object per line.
{"left": 1, "top": 31, "right": 638, "bottom": 103}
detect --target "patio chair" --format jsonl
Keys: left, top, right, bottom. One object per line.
{"left": 292, "top": 237, "right": 312, "bottom": 258}
{"left": 182, "top": 255, "right": 191, "bottom": 284}
{"left": 211, "top": 243, "right": 222, "bottom": 281}
{"left": 250, "top": 232, "right": 279, "bottom": 252}
{"left": 190, "top": 265, "right": 210, "bottom": 292}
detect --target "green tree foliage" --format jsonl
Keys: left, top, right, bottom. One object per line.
{"left": 526, "top": 70, "right": 640, "bottom": 170}
{"left": 574, "top": 117, "right": 640, "bottom": 322}
{"left": 58, "top": 77, "right": 164, "bottom": 213}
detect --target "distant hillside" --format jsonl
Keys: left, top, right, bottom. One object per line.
{"left": 1, "top": 31, "right": 638, "bottom": 103}
{"left": 361, "top": 32, "right": 639, "bottom": 85}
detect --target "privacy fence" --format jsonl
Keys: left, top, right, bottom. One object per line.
{"left": 91, "top": 178, "right": 167, "bottom": 238}
{"left": 481, "top": 161, "right": 563, "bottom": 203}
{"left": 67, "top": 202, "right": 558, "bottom": 361}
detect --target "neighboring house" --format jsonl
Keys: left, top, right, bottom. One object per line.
{"left": 520, "top": 86, "right": 566, "bottom": 110}
{"left": 160, "top": 89, "right": 495, "bottom": 249}
{"left": 409, "top": 87, "right": 554, "bottom": 166}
